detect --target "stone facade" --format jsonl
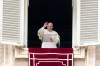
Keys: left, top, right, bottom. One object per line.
{"left": 0, "top": 45, "right": 4, "bottom": 66}
{"left": 0, "top": 45, "right": 99, "bottom": 66}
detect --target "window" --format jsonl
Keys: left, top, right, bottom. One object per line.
{"left": 28, "top": 0, "right": 72, "bottom": 48}
{"left": 0, "top": 0, "right": 28, "bottom": 46}
{"left": 73, "top": 0, "right": 100, "bottom": 47}
{"left": 0, "top": 0, "right": 99, "bottom": 58}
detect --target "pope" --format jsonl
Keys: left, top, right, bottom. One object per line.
{"left": 37, "top": 22, "right": 60, "bottom": 48}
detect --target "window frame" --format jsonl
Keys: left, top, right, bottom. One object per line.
{"left": 15, "top": 0, "right": 85, "bottom": 58}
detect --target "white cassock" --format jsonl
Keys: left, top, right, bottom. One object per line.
{"left": 38, "top": 27, "right": 60, "bottom": 48}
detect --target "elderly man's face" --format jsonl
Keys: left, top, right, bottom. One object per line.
{"left": 47, "top": 23, "right": 53, "bottom": 30}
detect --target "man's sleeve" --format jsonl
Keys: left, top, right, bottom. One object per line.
{"left": 53, "top": 32, "right": 60, "bottom": 44}
{"left": 37, "top": 27, "right": 45, "bottom": 40}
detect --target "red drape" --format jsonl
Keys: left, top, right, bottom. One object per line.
{"left": 29, "top": 48, "right": 73, "bottom": 66}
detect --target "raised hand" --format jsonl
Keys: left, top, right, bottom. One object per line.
{"left": 43, "top": 22, "right": 48, "bottom": 28}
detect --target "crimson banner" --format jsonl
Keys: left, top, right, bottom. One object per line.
{"left": 29, "top": 48, "right": 73, "bottom": 66}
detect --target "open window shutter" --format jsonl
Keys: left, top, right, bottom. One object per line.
{"left": 79, "top": 0, "right": 100, "bottom": 46}
{"left": 0, "top": 0, "right": 26, "bottom": 46}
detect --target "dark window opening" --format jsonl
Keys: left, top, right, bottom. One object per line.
{"left": 28, "top": 0, "right": 72, "bottom": 48}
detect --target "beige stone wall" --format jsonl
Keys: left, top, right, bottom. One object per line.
{"left": 0, "top": 45, "right": 4, "bottom": 66}
{"left": 15, "top": 59, "right": 28, "bottom": 66}
{"left": 96, "top": 46, "right": 100, "bottom": 66}
{"left": 5, "top": 46, "right": 100, "bottom": 66}
{"left": 74, "top": 59, "right": 85, "bottom": 66}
